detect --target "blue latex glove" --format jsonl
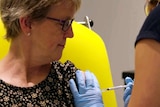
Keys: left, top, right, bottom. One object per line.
{"left": 123, "top": 77, "right": 134, "bottom": 107}
{"left": 69, "top": 70, "right": 104, "bottom": 107}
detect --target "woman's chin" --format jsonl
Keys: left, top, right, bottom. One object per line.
{"left": 53, "top": 54, "right": 63, "bottom": 61}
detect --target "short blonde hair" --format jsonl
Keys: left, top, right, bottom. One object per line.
{"left": 0, "top": 0, "right": 81, "bottom": 39}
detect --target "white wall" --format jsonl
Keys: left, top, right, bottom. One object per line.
{"left": 75, "top": 0, "right": 146, "bottom": 107}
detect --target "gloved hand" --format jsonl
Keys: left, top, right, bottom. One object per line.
{"left": 123, "top": 77, "right": 134, "bottom": 107}
{"left": 69, "top": 70, "right": 104, "bottom": 107}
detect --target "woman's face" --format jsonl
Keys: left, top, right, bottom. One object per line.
{"left": 30, "top": 1, "right": 76, "bottom": 62}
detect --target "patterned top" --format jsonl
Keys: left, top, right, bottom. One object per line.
{"left": 0, "top": 60, "right": 78, "bottom": 107}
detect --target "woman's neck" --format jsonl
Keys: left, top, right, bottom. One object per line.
{"left": 0, "top": 54, "right": 51, "bottom": 87}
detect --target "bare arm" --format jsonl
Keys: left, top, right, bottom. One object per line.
{"left": 128, "top": 39, "right": 160, "bottom": 107}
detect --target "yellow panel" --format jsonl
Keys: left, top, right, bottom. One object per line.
{"left": 60, "top": 22, "right": 117, "bottom": 107}
{"left": 0, "top": 18, "right": 117, "bottom": 106}
{"left": 0, "top": 18, "right": 10, "bottom": 59}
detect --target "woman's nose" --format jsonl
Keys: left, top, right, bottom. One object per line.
{"left": 64, "top": 26, "right": 74, "bottom": 38}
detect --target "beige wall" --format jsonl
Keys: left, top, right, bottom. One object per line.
{"left": 75, "top": 0, "right": 146, "bottom": 107}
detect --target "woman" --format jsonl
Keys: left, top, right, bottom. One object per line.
{"left": 0, "top": 0, "right": 87, "bottom": 106}
{"left": 124, "top": 0, "right": 160, "bottom": 107}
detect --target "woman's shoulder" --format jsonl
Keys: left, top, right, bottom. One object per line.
{"left": 50, "top": 60, "right": 78, "bottom": 79}
{"left": 135, "top": 5, "right": 160, "bottom": 46}
{"left": 51, "top": 60, "right": 78, "bottom": 71}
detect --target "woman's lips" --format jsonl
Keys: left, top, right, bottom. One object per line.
{"left": 58, "top": 44, "right": 65, "bottom": 48}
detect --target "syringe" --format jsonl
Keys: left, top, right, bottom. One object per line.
{"left": 101, "top": 85, "right": 128, "bottom": 92}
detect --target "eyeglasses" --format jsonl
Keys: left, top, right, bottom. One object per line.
{"left": 144, "top": 0, "right": 160, "bottom": 16}
{"left": 46, "top": 17, "right": 74, "bottom": 32}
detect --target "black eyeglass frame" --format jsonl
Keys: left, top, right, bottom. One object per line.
{"left": 46, "top": 17, "right": 74, "bottom": 32}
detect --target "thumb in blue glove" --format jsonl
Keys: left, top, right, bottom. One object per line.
{"left": 123, "top": 77, "right": 134, "bottom": 107}
{"left": 69, "top": 70, "right": 104, "bottom": 107}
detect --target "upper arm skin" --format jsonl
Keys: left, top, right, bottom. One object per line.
{"left": 128, "top": 39, "right": 160, "bottom": 107}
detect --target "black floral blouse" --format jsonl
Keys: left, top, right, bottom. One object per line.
{"left": 0, "top": 60, "right": 78, "bottom": 107}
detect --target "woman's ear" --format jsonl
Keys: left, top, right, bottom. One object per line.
{"left": 19, "top": 17, "right": 31, "bottom": 36}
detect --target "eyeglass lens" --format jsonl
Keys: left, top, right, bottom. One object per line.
{"left": 63, "top": 19, "right": 73, "bottom": 31}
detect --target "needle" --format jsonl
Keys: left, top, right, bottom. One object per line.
{"left": 101, "top": 85, "right": 128, "bottom": 92}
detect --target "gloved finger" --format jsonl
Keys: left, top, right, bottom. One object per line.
{"left": 127, "top": 82, "right": 133, "bottom": 89}
{"left": 124, "top": 95, "right": 131, "bottom": 107}
{"left": 69, "top": 79, "right": 79, "bottom": 98}
{"left": 85, "top": 70, "right": 94, "bottom": 88}
{"left": 75, "top": 70, "right": 86, "bottom": 94}
{"left": 125, "top": 77, "right": 133, "bottom": 84}
{"left": 91, "top": 72, "right": 100, "bottom": 88}
{"left": 123, "top": 83, "right": 133, "bottom": 101}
